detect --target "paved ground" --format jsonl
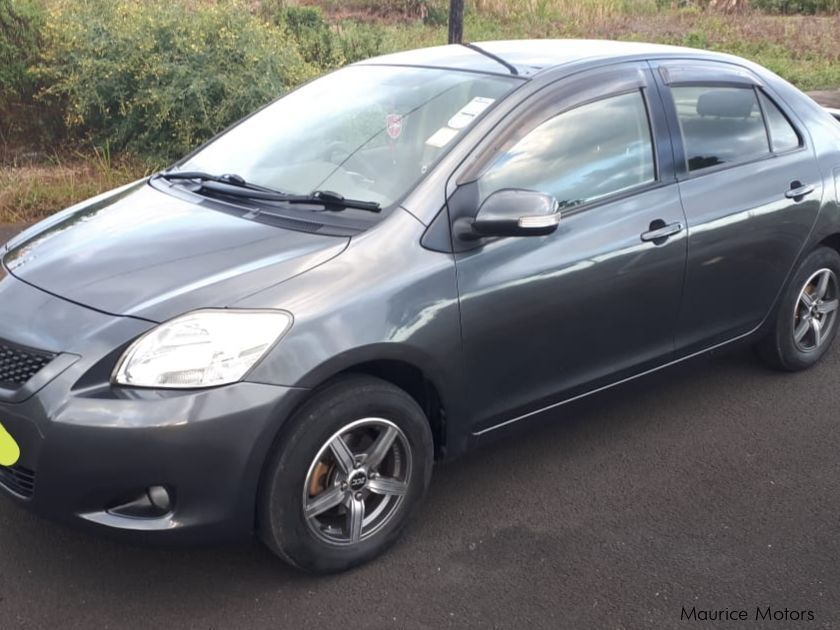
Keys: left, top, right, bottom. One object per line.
{"left": 3, "top": 179, "right": 840, "bottom": 628}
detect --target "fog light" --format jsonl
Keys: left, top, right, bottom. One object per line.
{"left": 107, "top": 485, "right": 173, "bottom": 518}
{"left": 147, "top": 485, "right": 171, "bottom": 512}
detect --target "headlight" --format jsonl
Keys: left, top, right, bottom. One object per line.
{"left": 113, "top": 309, "right": 293, "bottom": 388}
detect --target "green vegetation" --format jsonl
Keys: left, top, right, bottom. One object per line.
{"left": 751, "top": 0, "right": 840, "bottom": 13}
{"left": 37, "top": 0, "right": 315, "bottom": 161}
{"left": 0, "top": 145, "right": 147, "bottom": 224}
{"left": 1, "top": 0, "right": 839, "bottom": 222}
{"left": 0, "top": 0, "right": 41, "bottom": 106}
{"left": 259, "top": 3, "right": 385, "bottom": 69}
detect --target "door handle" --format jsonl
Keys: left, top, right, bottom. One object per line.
{"left": 641, "top": 221, "right": 683, "bottom": 243}
{"left": 785, "top": 182, "right": 815, "bottom": 200}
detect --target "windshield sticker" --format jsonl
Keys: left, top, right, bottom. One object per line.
{"left": 386, "top": 114, "right": 404, "bottom": 140}
{"left": 426, "top": 126, "right": 460, "bottom": 149}
{"left": 448, "top": 96, "right": 495, "bottom": 129}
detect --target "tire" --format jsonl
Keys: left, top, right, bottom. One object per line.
{"left": 258, "top": 374, "right": 434, "bottom": 573}
{"left": 756, "top": 246, "right": 840, "bottom": 371}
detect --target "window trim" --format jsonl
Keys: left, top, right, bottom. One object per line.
{"left": 658, "top": 63, "right": 763, "bottom": 88}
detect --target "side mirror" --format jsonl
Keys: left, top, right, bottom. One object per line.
{"left": 465, "top": 189, "right": 560, "bottom": 239}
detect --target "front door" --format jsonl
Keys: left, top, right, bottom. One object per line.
{"left": 450, "top": 64, "right": 688, "bottom": 433}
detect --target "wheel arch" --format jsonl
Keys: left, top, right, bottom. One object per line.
{"left": 291, "top": 344, "right": 461, "bottom": 461}
{"left": 252, "top": 349, "right": 456, "bottom": 542}
{"left": 757, "top": 232, "right": 840, "bottom": 336}
{"left": 818, "top": 232, "right": 840, "bottom": 256}
{"left": 333, "top": 359, "right": 447, "bottom": 460}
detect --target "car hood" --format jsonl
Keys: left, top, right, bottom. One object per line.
{"left": 2, "top": 181, "right": 349, "bottom": 322}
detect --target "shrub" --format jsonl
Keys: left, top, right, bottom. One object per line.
{"left": 0, "top": 0, "right": 43, "bottom": 107}
{"left": 682, "top": 29, "right": 710, "bottom": 48}
{"left": 424, "top": 1, "right": 449, "bottom": 25}
{"left": 301, "top": 0, "right": 432, "bottom": 19}
{"left": 284, "top": 5, "right": 329, "bottom": 31}
{"left": 751, "top": 0, "right": 840, "bottom": 12}
{"left": 335, "top": 21, "right": 385, "bottom": 64}
{"left": 258, "top": 3, "right": 383, "bottom": 69}
{"left": 35, "top": 0, "right": 315, "bottom": 162}
{"left": 282, "top": 6, "right": 345, "bottom": 68}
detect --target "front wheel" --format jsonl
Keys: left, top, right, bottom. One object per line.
{"left": 258, "top": 375, "right": 434, "bottom": 573}
{"left": 756, "top": 246, "right": 840, "bottom": 371}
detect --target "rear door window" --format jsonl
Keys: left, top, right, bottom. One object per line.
{"left": 758, "top": 91, "right": 801, "bottom": 153}
{"left": 671, "top": 85, "right": 769, "bottom": 172}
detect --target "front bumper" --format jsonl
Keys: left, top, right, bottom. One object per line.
{"left": 0, "top": 273, "right": 308, "bottom": 543}
{"left": 1, "top": 382, "right": 307, "bottom": 543}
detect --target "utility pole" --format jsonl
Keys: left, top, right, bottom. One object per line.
{"left": 448, "top": 0, "right": 464, "bottom": 44}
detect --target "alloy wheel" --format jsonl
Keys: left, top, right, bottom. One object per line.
{"left": 792, "top": 268, "right": 839, "bottom": 353}
{"left": 302, "top": 418, "right": 412, "bottom": 546}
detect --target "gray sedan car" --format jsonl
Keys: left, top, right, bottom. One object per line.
{"left": 1, "top": 40, "right": 840, "bottom": 573}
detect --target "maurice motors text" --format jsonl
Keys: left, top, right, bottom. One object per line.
{"left": 681, "top": 606, "right": 815, "bottom": 622}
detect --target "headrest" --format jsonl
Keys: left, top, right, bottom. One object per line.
{"left": 696, "top": 89, "right": 756, "bottom": 118}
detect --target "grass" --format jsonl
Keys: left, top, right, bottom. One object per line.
{"left": 349, "top": 6, "right": 840, "bottom": 92}
{"left": 472, "top": 0, "right": 661, "bottom": 20}
{"left": 0, "top": 148, "right": 150, "bottom": 223}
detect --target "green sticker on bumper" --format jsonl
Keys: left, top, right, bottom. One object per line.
{"left": 0, "top": 423, "right": 20, "bottom": 467}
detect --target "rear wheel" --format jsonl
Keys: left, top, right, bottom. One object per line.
{"left": 258, "top": 375, "right": 434, "bottom": 573}
{"left": 756, "top": 246, "right": 840, "bottom": 371}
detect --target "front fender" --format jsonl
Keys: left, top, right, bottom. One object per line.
{"left": 238, "top": 210, "right": 473, "bottom": 453}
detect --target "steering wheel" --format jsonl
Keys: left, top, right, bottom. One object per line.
{"left": 325, "top": 140, "right": 353, "bottom": 166}
{"left": 325, "top": 140, "right": 379, "bottom": 181}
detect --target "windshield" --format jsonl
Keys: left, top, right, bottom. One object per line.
{"left": 179, "top": 65, "right": 521, "bottom": 209}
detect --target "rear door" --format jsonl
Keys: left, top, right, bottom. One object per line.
{"left": 652, "top": 60, "right": 824, "bottom": 354}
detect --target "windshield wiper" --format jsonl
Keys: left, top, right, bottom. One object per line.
{"left": 306, "top": 190, "right": 381, "bottom": 213}
{"left": 173, "top": 177, "right": 381, "bottom": 213}
{"left": 157, "top": 170, "right": 253, "bottom": 188}
{"left": 158, "top": 170, "right": 381, "bottom": 213}
{"left": 158, "top": 169, "right": 298, "bottom": 198}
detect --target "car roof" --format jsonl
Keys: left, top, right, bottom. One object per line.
{"left": 360, "top": 39, "right": 718, "bottom": 78}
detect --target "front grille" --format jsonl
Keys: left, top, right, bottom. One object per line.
{"left": 0, "top": 339, "right": 55, "bottom": 390}
{"left": 0, "top": 463, "right": 36, "bottom": 499}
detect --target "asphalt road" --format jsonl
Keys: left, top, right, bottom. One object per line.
{"left": 2, "top": 227, "right": 840, "bottom": 630}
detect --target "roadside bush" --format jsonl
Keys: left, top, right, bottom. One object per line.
{"left": 303, "top": 0, "right": 432, "bottom": 19}
{"left": 751, "top": 0, "right": 840, "bottom": 12}
{"left": 259, "top": 3, "right": 383, "bottom": 69}
{"left": 281, "top": 6, "right": 345, "bottom": 68}
{"left": 0, "top": 0, "right": 43, "bottom": 107}
{"left": 334, "top": 21, "right": 385, "bottom": 64}
{"left": 35, "top": 0, "right": 315, "bottom": 162}
{"left": 423, "top": 1, "right": 449, "bottom": 25}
